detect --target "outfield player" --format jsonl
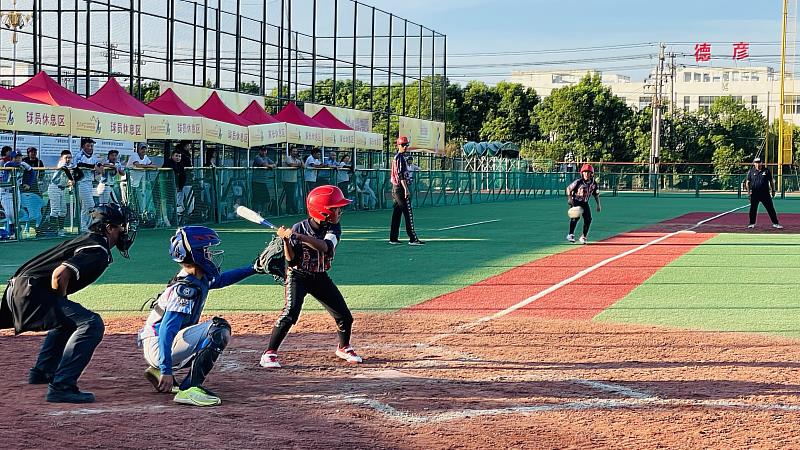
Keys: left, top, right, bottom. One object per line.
{"left": 0, "top": 204, "right": 136, "bottom": 403}
{"left": 73, "top": 137, "right": 102, "bottom": 232}
{"left": 260, "top": 185, "right": 363, "bottom": 368}
{"left": 566, "top": 164, "right": 601, "bottom": 244}
{"left": 138, "top": 226, "right": 259, "bottom": 407}
{"left": 745, "top": 157, "right": 782, "bottom": 229}
{"left": 389, "top": 136, "right": 424, "bottom": 245}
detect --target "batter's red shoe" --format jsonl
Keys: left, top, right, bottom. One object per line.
{"left": 335, "top": 346, "right": 363, "bottom": 363}
{"left": 259, "top": 351, "right": 281, "bottom": 368}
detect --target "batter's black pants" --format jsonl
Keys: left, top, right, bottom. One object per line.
{"left": 32, "top": 297, "right": 105, "bottom": 389}
{"left": 568, "top": 200, "right": 592, "bottom": 237}
{"left": 390, "top": 186, "right": 419, "bottom": 242}
{"left": 749, "top": 191, "right": 780, "bottom": 225}
{"left": 267, "top": 270, "right": 353, "bottom": 351}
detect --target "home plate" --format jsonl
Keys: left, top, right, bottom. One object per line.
{"left": 352, "top": 369, "right": 416, "bottom": 379}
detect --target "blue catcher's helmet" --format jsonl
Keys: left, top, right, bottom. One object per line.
{"left": 169, "top": 226, "right": 223, "bottom": 280}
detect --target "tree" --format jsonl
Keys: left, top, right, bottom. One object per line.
{"left": 479, "top": 82, "right": 540, "bottom": 142}
{"left": 535, "top": 74, "right": 633, "bottom": 161}
{"left": 706, "top": 96, "right": 766, "bottom": 163}
{"left": 460, "top": 81, "right": 499, "bottom": 142}
{"left": 238, "top": 81, "right": 261, "bottom": 95}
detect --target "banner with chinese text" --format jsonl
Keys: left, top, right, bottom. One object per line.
{"left": 355, "top": 131, "right": 383, "bottom": 150}
{"left": 0, "top": 100, "right": 70, "bottom": 135}
{"left": 201, "top": 118, "right": 249, "bottom": 147}
{"left": 322, "top": 128, "right": 336, "bottom": 147}
{"left": 398, "top": 116, "right": 445, "bottom": 153}
{"left": 71, "top": 109, "right": 145, "bottom": 141}
{"left": 286, "top": 123, "right": 323, "bottom": 146}
{"left": 248, "top": 123, "right": 287, "bottom": 147}
{"left": 144, "top": 114, "right": 203, "bottom": 140}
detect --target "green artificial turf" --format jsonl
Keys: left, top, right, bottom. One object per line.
{"left": 595, "top": 231, "right": 800, "bottom": 337}
{"left": 0, "top": 196, "right": 784, "bottom": 317}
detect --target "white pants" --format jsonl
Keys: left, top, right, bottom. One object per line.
{"left": 77, "top": 181, "right": 94, "bottom": 232}
{"left": 48, "top": 184, "right": 67, "bottom": 218}
{"left": 143, "top": 320, "right": 213, "bottom": 371}
{"left": 176, "top": 185, "right": 192, "bottom": 215}
{"left": 1, "top": 189, "right": 15, "bottom": 224}
{"left": 19, "top": 193, "right": 43, "bottom": 227}
{"left": 96, "top": 182, "right": 119, "bottom": 205}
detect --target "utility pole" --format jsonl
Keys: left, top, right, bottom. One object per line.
{"left": 650, "top": 43, "right": 666, "bottom": 176}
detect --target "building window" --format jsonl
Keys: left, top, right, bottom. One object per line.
{"left": 751, "top": 73, "right": 760, "bottom": 82}
{"left": 723, "top": 72, "right": 730, "bottom": 81}
{"left": 683, "top": 96, "right": 691, "bottom": 112}
{"left": 751, "top": 95, "right": 758, "bottom": 109}
{"left": 638, "top": 96, "right": 651, "bottom": 110}
{"left": 732, "top": 72, "right": 740, "bottom": 81}
{"left": 784, "top": 95, "right": 800, "bottom": 114}
{"left": 712, "top": 75, "right": 721, "bottom": 82}
{"left": 698, "top": 95, "right": 717, "bottom": 113}
{"left": 694, "top": 73, "right": 701, "bottom": 82}
{"left": 684, "top": 72, "right": 691, "bottom": 82}
{"left": 742, "top": 72, "right": 750, "bottom": 81}
{"left": 703, "top": 73, "right": 710, "bottom": 82}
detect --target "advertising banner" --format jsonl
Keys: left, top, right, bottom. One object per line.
{"left": 201, "top": 118, "right": 249, "bottom": 147}
{"left": 0, "top": 100, "right": 71, "bottom": 135}
{"left": 398, "top": 116, "right": 445, "bottom": 153}
{"left": 286, "top": 123, "right": 323, "bottom": 146}
{"left": 322, "top": 128, "right": 336, "bottom": 147}
{"left": 71, "top": 109, "right": 146, "bottom": 141}
{"left": 144, "top": 114, "right": 203, "bottom": 140}
{"left": 248, "top": 122, "right": 287, "bottom": 147}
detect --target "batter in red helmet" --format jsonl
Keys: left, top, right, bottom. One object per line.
{"left": 259, "top": 185, "right": 362, "bottom": 368}
{"left": 566, "top": 164, "right": 601, "bottom": 244}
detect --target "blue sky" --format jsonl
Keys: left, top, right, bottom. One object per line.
{"left": 368, "top": 0, "right": 786, "bottom": 84}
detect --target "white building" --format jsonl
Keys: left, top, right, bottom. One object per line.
{"left": 510, "top": 67, "right": 800, "bottom": 124}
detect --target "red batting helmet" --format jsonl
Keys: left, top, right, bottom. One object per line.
{"left": 580, "top": 163, "right": 594, "bottom": 174}
{"left": 306, "top": 185, "right": 352, "bottom": 222}
{"left": 396, "top": 136, "right": 409, "bottom": 146}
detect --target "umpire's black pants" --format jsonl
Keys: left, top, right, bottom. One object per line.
{"left": 568, "top": 200, "right": 593, "bottom": 237}
{"left": 267, "top": 269, "right": 353, "bottom": 351}
{"left": 32, "top": 297, "right": 105, "bottom": 389}
{"left": 749, "top": 191, "right": 780, "bottom": 225}
{"left": 390, "top": 185, "right": 419, "bottom": 242}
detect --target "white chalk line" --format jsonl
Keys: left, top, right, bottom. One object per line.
{"left": 48, "top": 405, "right": 168, "bottom": 416}
{"left": 427, "top": 204, "right": 748, "bottom": 344}
{"left": 436, "top": 219, "right": 501, "bottom": 231}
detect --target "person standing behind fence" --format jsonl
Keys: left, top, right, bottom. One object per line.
{"left": 22, "top": 147, "right": 44, "bottom": 195}
{"left": 126, "top": 143, "right": 157, "bottom": 215}
{"left": 304, "top": 149, "right": 324, "bottom": 195}
{"left": 389, "top": 136, "right": 424, "bottom": 246}
{"left": 163, "top": 149, "right": 191, "bottom": 221}
{"left": 73, "top": 138, "right": 103, "bottom": 232}
{"left": 97, "top": 150, "right": 125, "bottom": 206}
{"left": 46, "top": 150, "right": 74, "bottom": 236}
{"left": 252, "top": 148, "right": 276, "bottom": 216}
{"left": 746, "top": 157, "right": 783, "bottom": 229}
{"left": 1, "top": 146, "right": 11, "bottom": 163}
{"left": 566, "top": 164, "right": 601, "bottom": 245}
{"left": 2, "top": 151, "right": 32, "bottom": 237}
{"left": 337, "top": 153, "right": 353, "bottom": 197}
{"left": 282, "top": 147, "right": 303, "bottom": 215}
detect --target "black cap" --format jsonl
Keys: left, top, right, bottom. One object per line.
{"left": 81, "top": 137, "right": 96, "bottom": 146}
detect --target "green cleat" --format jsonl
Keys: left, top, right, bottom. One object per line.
{"left": 144, "top": 367, "right": 179, "bottom": 394}
{"left": 173, "top": 386, "right": 221, "bottom": 407}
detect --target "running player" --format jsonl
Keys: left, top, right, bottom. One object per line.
{"left": 259, "top": 185, "right": 362, "bottom": 368}
{"left": 0, "top": 204, "right": 136, "bottom": 403}
{"left": 566, "top": 164, "right": 601, "bottom": 244}
{"left": 138, "top": 226, "right": 260, "bottom": 407}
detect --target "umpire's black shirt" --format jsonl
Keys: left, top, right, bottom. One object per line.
{"left": 1, "top": 233, "right": 113, "bottom": 333}
{"left": 747, "top": 166, "right": 773, "bottom": 195}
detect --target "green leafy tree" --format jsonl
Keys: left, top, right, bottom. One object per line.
{"left": 479, "top": 82, "right": 540, "bottom": 142}
{"left": 238, "top": 81, "right": 261, "bottom": 95}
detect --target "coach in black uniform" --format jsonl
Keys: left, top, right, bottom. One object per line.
{"left": 0, "top": 204, "right": 136, "bottom": 403}
{"left": 389, "top": 136, "right": 424, "bottom": 245}
{"left": 745, "top": 157, "right": 782, "bottom": 229}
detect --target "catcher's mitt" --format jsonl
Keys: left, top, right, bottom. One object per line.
{"left": 254, "top": 235, "right": 286, "bottom": 284}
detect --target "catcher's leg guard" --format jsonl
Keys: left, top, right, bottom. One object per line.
{"left": 182, "top": 317, "right": 231, "bottom": 390}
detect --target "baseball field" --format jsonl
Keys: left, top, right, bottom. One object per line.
{"left": 4, "top": 195, "right": 800, "bottom": 448}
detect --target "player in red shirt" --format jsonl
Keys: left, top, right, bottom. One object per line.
{"left": 566, "top": 164, "right": 601, "bottom": 244}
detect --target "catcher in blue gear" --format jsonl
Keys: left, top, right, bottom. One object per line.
{"left": 138, "top": 226, "right": 264, "bottom": 407}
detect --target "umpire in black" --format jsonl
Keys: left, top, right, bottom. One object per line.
{"left": 0, "top": 204, "right": 137, "bottom": 403}
{"left": 745, "top": 157, "right": 783, "bottom": 229}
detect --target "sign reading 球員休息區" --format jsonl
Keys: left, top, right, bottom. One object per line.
{"left": 248, "top": 123, "right": 287, "bottom": 147}
{"left": 201, "top": 118, "right": 249, "bottom": 148}
{"left": 398, "top": 116, "right": 445, "bottom": 153}
{"left": 144, "top": 114, "right": 203, "bottom": 140}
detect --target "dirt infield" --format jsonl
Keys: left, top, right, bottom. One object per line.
{"left": 3, "top": 313, "right": 800, "bottom": 449}
{"left": 649, "top": 211, "right": 800, "bottom": 233}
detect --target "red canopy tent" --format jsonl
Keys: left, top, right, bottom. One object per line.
{"left": 274, "top": 102, "right": 325, "bottom": 127}
{"left": 196, "top": 92, "right": 253, "bottom": 126}
{"left": 239, "top": 100, "right": 279, "bottom": 125}
{"left": 87, "top": 77, "right": 158, "bottom": 116}
{"left": 0, "top": 85, "right": 42, "bottom": 104}
{"left": 13, "top": 72, "right": 114, "bottom": 113}
{"left": 311, "top": 107, "right": 353, "bottom": 130}
{"left": 147, "top": 88, "right": 204, "bottom": 117}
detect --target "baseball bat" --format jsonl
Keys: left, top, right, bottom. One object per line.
{"left": 235, "top": 205, "right": 277, "bottom": 229}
